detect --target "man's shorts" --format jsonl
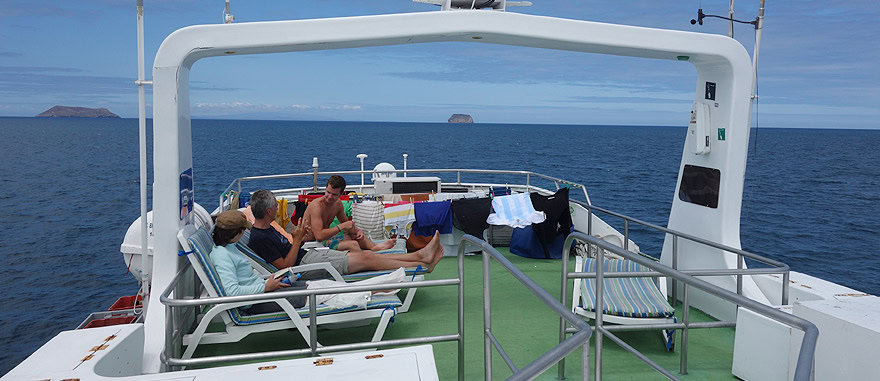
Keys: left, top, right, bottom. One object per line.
{"left": 321, "top": 235, "right": 343, "bottom": 250}
{"left": 301, "top": 248, "right": 350, "bottom": 275}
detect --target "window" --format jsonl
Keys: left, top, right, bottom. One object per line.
{"left": 678, "top": 165, "right": 720, "bottom": 208}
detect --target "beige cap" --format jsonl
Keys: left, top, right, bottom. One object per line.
{"left": 215, "top": 210, "right": 253, "bottom": 230}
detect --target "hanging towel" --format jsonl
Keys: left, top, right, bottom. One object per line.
{"left": 275, "top": 198, "right": 291, "bottom": 230}
{"left": 530, "top": 188, "right": 573, "bottom": 245}
{"left": 384, "top": 203, "right": 416, "bottom": 238}
{"left": 352, "top": 201, "right": 387, "bottom": 241}
{"left": 412, "top": 201, "right": 453, "bottom": 236}
{"left": 451, "top": 197, "right": 491, "bottom": 238}
{"left": 291, "top": 201, "right": 307, "bottom": 225}
{"left": 487, "top": 193, "right": 546, "bottom": 228}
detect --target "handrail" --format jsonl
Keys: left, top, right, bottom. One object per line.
{"left": 158, "top": 259, "right": 465, "bottom": 376}
{"left": 457, "top": 235, "right": 592, "bottom": 380}
{"left": 559, "top": 232, "right": 819, "bottom": 381}
{"left": 218, "top": 168, "right": 592, "bottom": 210}
{"left": 571, "top": 199, "right": 791, "bottom": 305}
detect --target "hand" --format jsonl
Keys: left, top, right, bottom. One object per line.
{"left": 354, "top": 228, "right": 364, "bottom": 241}
{"left": 340, "top": 220, "right": 355, "bottom": 230}
{"left": 265, "top": 275, "right": 290, "bottom": 292}
{"left": 292, "top": 218, "right": 307, "bottom": 238}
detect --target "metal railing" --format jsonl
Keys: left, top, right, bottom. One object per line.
{"left": 158, "top": 259, "right": 464, "bottom": 373}
{"left": 458, "top": 234, "right": 592, "bottom": 380}
{"left": 218, "top": 168, "right": 591, "bottom": 211}
{"left": 558, "top": 231, "right": 819, "bottom": 380}
{"left": 574, "top": 200, "right": 791, "bottom": 306}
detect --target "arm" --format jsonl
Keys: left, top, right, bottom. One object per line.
{"left": 212, "top": 247, "right": 266, "bottom": 296}
{"left": 335, "top": 206, "right": 360, "bottom": 238}
{"left": 270, "top": 219, "right": 309, "bottom": 269}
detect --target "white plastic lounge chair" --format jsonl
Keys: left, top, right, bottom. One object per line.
{"left": 177, "top": 225, "right": 401, "bottom": 360}
{"left": 237, "top": 229, "right": 426, "bottom": 313}
{"left": 572, "top": 236, "right": 676, "bottom": 351}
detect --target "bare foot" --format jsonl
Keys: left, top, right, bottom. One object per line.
{"left": 425, "top": 231, "right": 444, "bottom": 272}
{"left": 374, "top": 238, "right": 397, "bottom": 251}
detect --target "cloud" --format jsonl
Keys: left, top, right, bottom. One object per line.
{"left": 193, "top": 102, "right": 361, "bottom": 113}
{"left": 0, "top": 66, "right": 132, "bottom": 98}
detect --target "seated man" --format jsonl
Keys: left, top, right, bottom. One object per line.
{"left": 302, "top": 175, "right": 397, "bottom": 252}
{"left": 247, "top": 189, "right": 443, "bottom": 275}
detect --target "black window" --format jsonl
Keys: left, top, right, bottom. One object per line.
{"left": 678, "top": 165, "right": 720, "bottom": 208}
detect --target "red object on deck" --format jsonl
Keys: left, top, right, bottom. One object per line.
{"left": 108, "top": 295, "right": 143, "bottom": 311}
{"left": 298, "top": 194, "right": 349, "bottom": 203}
{"left": 83, "top": 316, "right": 137, "bottom": 329}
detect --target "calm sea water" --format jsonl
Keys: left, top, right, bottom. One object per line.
{"left": 0, "top": 117, "right": 878, "bottom": 373}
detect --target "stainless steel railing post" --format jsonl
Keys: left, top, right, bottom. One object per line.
{"left": 672, "top": 235, "right": 678, "bottom": 305}
{"left": 623, "top": 219, "right": 629, "bottom": 251}
{"left": 680, "top": 285, "right": 689, "bottom": 375}
{"left": 737, "top": 254, "right": 744, "bottom": 297}
{"left": 483, "top": 249, "right": 493, "bottom": 380}
{"left": 558, "top": 236, "right": 570, "bottom": 380}
{"left": 164, "top": 299, "right": 173, "bottom": 372}
{"left": 309, "top": 295, "right": 317, "bottom": 356}
{"left": 458, "top": 244, "right": 466, "bottom": 381}
{"left": 595, "top": 242, "right": 605, "bottom": 380}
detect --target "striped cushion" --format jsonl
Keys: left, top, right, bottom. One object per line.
{"left": 186, "top": 227, "right": 401, "bottom": 326}
{"left": 580, "top": 257, "right": 675, "bottom": 318}
{"left": 232, "top": 294, "right": 402, "bottom": 326}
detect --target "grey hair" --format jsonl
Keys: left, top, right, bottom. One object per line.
{"left": 250, "top": 189, "right": 277, "bottom": 219}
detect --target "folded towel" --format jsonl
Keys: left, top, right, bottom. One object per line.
{"left": 487, "top": 193, "right": 546, "bottom": 228}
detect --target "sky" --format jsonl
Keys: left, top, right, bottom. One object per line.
{"left": 0, "top": 0, "right": 877, "bottom": 128}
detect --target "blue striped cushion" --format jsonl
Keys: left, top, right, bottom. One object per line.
{"left": 580, "top": 257, "right": 675, "bottom": 318}
{"left": 187, "top": 227, "right": 401, "bottom": 326}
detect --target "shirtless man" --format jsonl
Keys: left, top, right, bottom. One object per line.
{"left": 302, "top": 175, "right": 397, "bottom": 252}
{"left": 248, "top": 189, "right": 443, "bottom": 274}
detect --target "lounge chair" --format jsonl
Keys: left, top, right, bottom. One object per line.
{"left": 176, "top": 225, "right": 402, "bottom": 360}
{"left": 571, "top": 236, "right": 676, "bottom": 350}
{"left": 236, "top": 229, "right": 426, "bottom": 313}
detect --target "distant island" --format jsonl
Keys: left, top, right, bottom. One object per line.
{"left": 448, "top": 114, "right": 473, "bottom": 123}
{"left": 36, "top": 105, "right": 120, "bottom": 118}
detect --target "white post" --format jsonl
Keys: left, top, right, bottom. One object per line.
{"left": 357, "top": 153, "right": 368, "bottom": 187}
{"left": 136, "top": 0, "right": 150, "bottom": 308}
{"left": 312, "top": 157, "right": 319, "bottom": 192}
{"left": 402, "top": 153, "right": 408, "bottom": 177}
{"left": 728, "top": 0, "right": 735, "bottom": 38}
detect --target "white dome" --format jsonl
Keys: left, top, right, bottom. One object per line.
{"left": 372, "top": 162, "right": 397, "bottom": 181}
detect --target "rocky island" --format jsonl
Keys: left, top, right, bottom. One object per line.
{"left": 36, "top": 105, "right": 120, "bottom": 118}
{"left": 448, "top": 114, "right": 473, "bottom": 123}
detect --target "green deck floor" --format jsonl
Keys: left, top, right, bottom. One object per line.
{"left": 192, "top": 249, "right": 737, "bottom": 380}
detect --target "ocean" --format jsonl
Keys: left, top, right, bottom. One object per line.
{"left": 0, "top": 117, "right": 878, "bottom": 374}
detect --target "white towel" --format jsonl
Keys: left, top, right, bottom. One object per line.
{"left": 352, "top": 201, "right": 386, "bottom": 240}
{"left": 383, "top": 203, "right": 416, "bottom": 238}
{"left": 487, "top": 193, "right": 546, "bottom": 228}
{"left": 307, "top": 268, "right": 406, "bottom": 310}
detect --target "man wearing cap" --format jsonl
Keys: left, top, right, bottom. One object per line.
{"left": 248, "top": 189, "right": 444, "bottom": 275}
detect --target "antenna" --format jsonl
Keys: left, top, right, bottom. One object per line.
{"left": 413, "top": 0, "right": 532, "bottom": 11}
{"left": 223, "top": 0, "right": 235, "bottom": 24}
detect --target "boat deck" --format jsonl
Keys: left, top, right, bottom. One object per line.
{"left": 191, "top": 248, "right": 736, "bottom": 380}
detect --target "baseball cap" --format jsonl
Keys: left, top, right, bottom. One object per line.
{"left": 215, "top": 210, "right": 253, "bottom": 230}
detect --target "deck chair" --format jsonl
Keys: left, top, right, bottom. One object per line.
{"left": 572, "top": 235, "right": 676, "bottom": 351}
{"left": 237, "top": 229, "right": 426, "bottom": 313}
{"left": 177, "top": 225, "right": 402, "bottom": 360}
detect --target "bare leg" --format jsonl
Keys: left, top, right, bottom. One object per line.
{"left": 354, "top": 234, "right": 397, "bottom": 251}
{"left": 346, "top": 232, "right": 443, "bottom": 273}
